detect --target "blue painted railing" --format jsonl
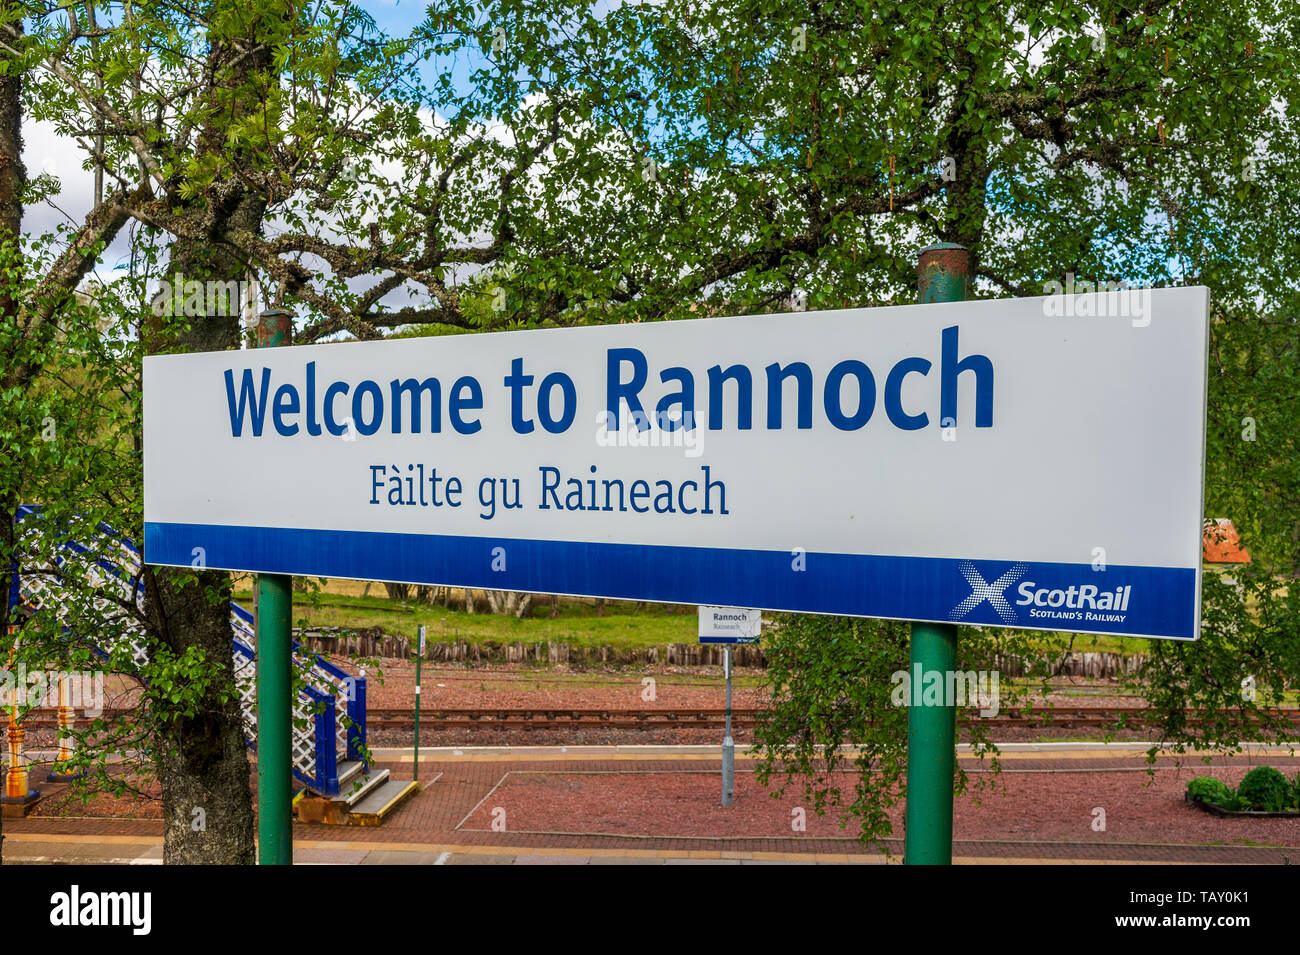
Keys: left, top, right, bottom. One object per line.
{"left": 9, "top": 505, "right": 365, "bottom": 797}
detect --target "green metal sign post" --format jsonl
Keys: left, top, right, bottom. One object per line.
{"left": 255, "top": 308, "right": 294, "bottom": 866}
{"left": 903, "top": 243, "right": 968, "bottom": 865}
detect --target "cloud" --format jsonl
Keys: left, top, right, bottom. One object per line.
{"left": 23, "top": 116, "right": 95, "bottom": 235}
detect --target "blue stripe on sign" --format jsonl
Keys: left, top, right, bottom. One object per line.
{"left": 144, "top": 522, "right": 1198, "bottom": 640}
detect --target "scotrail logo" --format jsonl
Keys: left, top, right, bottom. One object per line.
{"left": 1017, "top": 581, "right": 1133, "bottom": 624}
{"left": 949, "top": 562, "right": 1136, "bottom": 626}
{"left": 948, "top": 561, "right": 1028, "bottom": 623}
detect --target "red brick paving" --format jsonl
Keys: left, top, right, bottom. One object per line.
{"left": 8, "top": 750, "right": 1300, "bottom": 863}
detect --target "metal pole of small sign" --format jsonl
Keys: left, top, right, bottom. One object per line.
{"left": 722, "top": 645, "right": 734, "bottom": 806}
{"left": 415, "top": 624, "right": 424, "bottom": 784}
{"left": 702, "top": 606, "right": 760, "bottom": 807}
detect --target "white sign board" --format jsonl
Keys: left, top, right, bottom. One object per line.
{"left": 144, "top": 288, "right": 1208, "bottom": 639}
{"left": 698, "top": 606, "right": 763, "bottom": 644}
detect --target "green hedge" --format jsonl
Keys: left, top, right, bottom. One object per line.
{"left": 1237, "top": 766, "right": 1295, "bottom": 812}
{"left": 1186, "top": 776, "right": 1244, "bottom": 811}
{"left": 1186, "top": 768, "right": 1300, "bottom": 813}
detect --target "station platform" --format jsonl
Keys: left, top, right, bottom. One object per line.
{"left": 5, "top": 742, "right": 1298, "bottom": 865}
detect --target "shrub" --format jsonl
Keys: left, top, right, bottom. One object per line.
{"left": 1237, "top": 766, "right": 1292, "bottom": 812}
{"left": 1186, "top": 776, "right": 1239, "bottom": 810}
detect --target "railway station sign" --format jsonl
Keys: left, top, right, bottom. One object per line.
{"left": 144, "top": 287, "right": 1209, "bottom": 640}
{"left": 698, "top": 606, "right": 762, "bottom": 644}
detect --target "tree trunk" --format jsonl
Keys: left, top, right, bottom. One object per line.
{"left": 0, "top": 20, "right": 23, "bottom": 866}
{"left": 145, "top": 569, "right": 254, "bottom": 864}
{"left": 138, "top": 26, "right": 272, "bottom": 866}
{"left": 415, "top": 585, "right": 444, "bottom": 604}
{"left": 483, "top": 589, "right": 534, "bottom": 618}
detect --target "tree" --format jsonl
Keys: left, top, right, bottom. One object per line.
{"left": 352, "top": 0, "right": 1300, "bottom": 846}
{"left": 6, "top": 0, "right": 1296, "bottom": 860}
{"left": 2, "top": 0, "right": 424, "bottom": 862}
{"left": 0, "top": 10, "right": 145, "bottom": 862}
{"left": 542, "top": 0, "right": 1297, "bottom": 845}
{"left": 5, "top": 0, "right": 630, "bottom": 862}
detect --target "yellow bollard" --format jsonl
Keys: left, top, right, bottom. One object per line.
{"left": 2, "top": 625, "right": 39, "bottom": 811}
{"left": 48, "top": 671, "right": 84, "bottom": 782}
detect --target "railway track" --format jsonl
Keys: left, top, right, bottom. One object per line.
{"left": 15, "top": 705, "right": 1300, "bottom": 733}
{"left": 369, "top": 707, "right": 764, "bottom": 730}
{"left": 365, "top": 705, "right": 1300, "bottom": 731}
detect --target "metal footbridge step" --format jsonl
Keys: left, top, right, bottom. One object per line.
{"left": 297, "top": 760, "right": 419, "bottom": 825}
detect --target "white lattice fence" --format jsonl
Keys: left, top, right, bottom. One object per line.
{"left": 12, "top": 509, "right": 357, "bottom": 795}
{"left": 291, "top": 689, "right": 320, "bottom": 782}
{"left": 300, "top": 661, "right": 352, "bottom": 759}
{"left": 231, "top": 641, "right": 258, "bottom": 741}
